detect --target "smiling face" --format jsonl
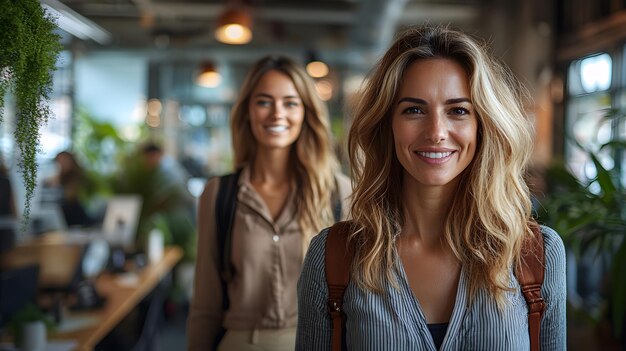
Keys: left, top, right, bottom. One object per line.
{"left": 248, "top": 69, "right": 305, "bottom": 152}
{"left": 392, "top": 58, "right": 478, "bottom": 190}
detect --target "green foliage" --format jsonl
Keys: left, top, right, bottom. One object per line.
{"left": 73, "top": 109, "right": 196, "bottom": 261}
{"left": 73, "top": 108, "right": 146, "bottom": 198}
{"left": 0, "top": 0, "right": 62, "bottom": 221}
{"left": 537, "top": 109, "right": 626, "bottom": 337}
{"left": 145, "top": 211, "right": 196, "bottom": 262}
{"left": 7, "top": 303, "right": 55, "bottom": 347}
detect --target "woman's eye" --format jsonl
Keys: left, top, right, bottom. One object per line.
{"left": 256, "top": 100, "right": 271, "bottom": 106}
{"left": 285, "top": 101, "right": 300, "bottom": 108}
{"left": 402, "top": 106, "right": 424, "bottom": 114}
{"left": 450, "top": 107, "right": 470, "bottom": 116}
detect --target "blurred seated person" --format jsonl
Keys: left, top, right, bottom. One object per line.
{"left": 47, "top": 151, "right": 94, "bottom": 227}
{"left": 138, "top": 143, "right": 193, "bottom": 213}
{"left": 144, "top": 144, "right": 191, "bottom": 186}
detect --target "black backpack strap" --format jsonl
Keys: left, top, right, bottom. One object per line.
{"left": 331, "top": 175, "right": 343, "bottom": 222}
{"left": 332, "top": 199, "right": 342, "bottom": 223}
{"left": 515, "top": 221, "right": 546, "bottom": 351}
{"left": 325, "top": 221, "right": 355, "bottom": 351}
{"left": 215, "top": 168, "right": 242, "bottom": 310}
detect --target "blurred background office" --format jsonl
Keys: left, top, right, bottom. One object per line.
{"left": 0, "top": 0, "right": 625, "bottom": 350}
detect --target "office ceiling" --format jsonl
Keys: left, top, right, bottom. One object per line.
{"left": 50, "top": 0, "right": 482, "bottom": 57}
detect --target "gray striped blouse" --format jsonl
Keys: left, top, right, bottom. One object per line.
{"left": 296, "top": 226, "right": 566, "bottom": 350}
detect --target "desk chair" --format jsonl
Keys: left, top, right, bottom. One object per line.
{"left": 133, "top": 271, "right": 172, "bottom": 351}
{"left": 95, "top": 271, "right": 172, "bottom": 351}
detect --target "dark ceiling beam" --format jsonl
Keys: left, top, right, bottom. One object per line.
{"left": 73, "top": 2, "right": 356, "bottom": 24}
{"left": 398, "top": 3, "right": 479, "bottom": 24}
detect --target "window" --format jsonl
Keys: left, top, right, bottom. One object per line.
{"left": 566, "top": 51, "right": 626, "bottom": 189}
{"left": 40, "top": 50, "right": 73, "bottom": 159}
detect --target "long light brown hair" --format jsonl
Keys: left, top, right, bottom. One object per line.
{"left": 231, "top": 55, "right": 339, "bottom": 248}
{"left": 348, "top": 25, "right": 535, "bottom": 307}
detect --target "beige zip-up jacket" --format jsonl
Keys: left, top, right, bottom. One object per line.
{"left": 187, "top": 166, "right": 351, "bottom": 350}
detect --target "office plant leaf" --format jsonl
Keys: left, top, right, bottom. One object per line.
{"left": 0, "top": 0, "right": 62, "bottom": 222}
{"left": 538, "top": 116, "right": 626, "bottom": 337}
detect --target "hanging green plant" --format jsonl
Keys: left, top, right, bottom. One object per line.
{"left": 0, "top": 0, "right": 62, "bottom": 222}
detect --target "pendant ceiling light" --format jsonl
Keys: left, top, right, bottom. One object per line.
{"left": 305, "top": 51, "right": 329, "bottom": 78}
{"left": 306, "top": 60, "right": 329, "bottom": 78}
{"left": 215, "top": 6, "right": 253, "bottom": 45}
{"left": 196, "top": 62, "right": 222, "bottom": 88}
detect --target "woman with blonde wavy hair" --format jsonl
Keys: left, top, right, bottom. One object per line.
{"left": 297, "top": 25, "right": 565, "bottom": 350}
{"left": 188, "top": 55, "right": 351, "bottom": 351}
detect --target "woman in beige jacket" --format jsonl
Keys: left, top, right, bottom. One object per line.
{"left": 187, "top": 55, "right": 351, "bottom": 351}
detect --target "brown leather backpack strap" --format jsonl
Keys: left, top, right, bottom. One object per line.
{"left": 325, "top": 221, "right": 355, "bottom": 351}
{"left": 515, "top": 222, "right": 546, "bottom": 351}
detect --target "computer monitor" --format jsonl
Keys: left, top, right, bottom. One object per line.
{"left": 0, "top": 216, "right": 17, "bottom": 254}
{"left": 28, "top": 205, "right": 68, "bottom": 235}
{"left": 101, "top": 195, "right": 142, "bottom": 251}
{"left": 0, "top": 265, "right": 40, "bottom": 328}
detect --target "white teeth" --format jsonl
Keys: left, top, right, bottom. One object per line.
{"left": 416, "top": 151, "right": 452, "bottom": 159}
{"left": 266, "top": 125, "right": 288, "bottom": 132}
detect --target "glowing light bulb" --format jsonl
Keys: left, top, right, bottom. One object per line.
{"left": 307, "top": 61, "right": 329, "bottom": 78}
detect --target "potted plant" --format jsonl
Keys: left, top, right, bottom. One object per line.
{"left": 0, "top": 0, "right": 62, "bottom": 221}
{"left": 537, "top": 109, "right": 626, "bottom": 345}
{"left": 7, "top": 303, "right": 55, "bottom": 350}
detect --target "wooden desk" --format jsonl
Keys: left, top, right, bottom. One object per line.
{"left": 0, "top": 231, "right": 87, "bottom": 288}
{"left": 49, "top": 246, "right": 183, "bottom": 351}
{"left": 2, "top": 231, "right": 182, "bottom": 350}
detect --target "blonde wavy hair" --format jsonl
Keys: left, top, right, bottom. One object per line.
{"left": 231, "top": 55, "right": 339, "bottom": 248}
{"left": 348, "top": 25, "right": 536, "bottom": 307}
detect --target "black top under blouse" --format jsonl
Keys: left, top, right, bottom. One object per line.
{"left": 427, "top": 322, "right": 449, "bottom": 350}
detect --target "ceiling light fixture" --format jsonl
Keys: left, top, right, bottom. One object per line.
{"left": 196, "top": 62, "right": 222, "bottom": 88}
{"left": 307, "top": 61, "right": 329, "bottom": 78}
{"left": 315, "top": 80, "right": 333, "bottom": 101}
{"left": 305, "top": 51, "right": 329, "bottom": 78}
{"left": 215, "top": 6, "right": 253, "bottom": 45}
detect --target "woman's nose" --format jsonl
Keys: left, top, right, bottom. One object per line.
{"left": 272, "top": 102, "right": 286, "bottom": 119}
{"left": 425, "top": 114, "right": 447, "bottom": 144}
